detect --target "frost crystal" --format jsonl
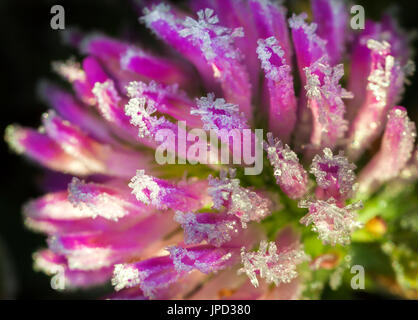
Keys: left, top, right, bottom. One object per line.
{"left": 299, "top": 198, "right": 363, "bottom": 246}
{"left": 52, "top": 58, "right": 86, "bottom": 83}
{"left": 179, "top": 8, "right": 243, "bottom": 61}
{"left": 366, "top": 40, "right": 394, "bottom": 108}
{"left": 174, "top": 211, "right": 239, "bottom": 247}
{"left": 358, "top": 106, "right": 416, "bottom": 194}
{"left": 288, "top": 13, "right": 327, "bottom": 55}
{"left": 310, "top": 148, "right": 357, "bottom": 201}
{"left": 304, "top": 62, "right": 352, "bottom": 149}
{"left": 256, "top": 37, "right": 285, "bottom": 82}
{"left": 167, "top": 245, "right": 232, "bottom": 274}
{"left": 192, "top": 93, "right": 248, "bottom": 135}
{"left": 208, "top": 169, "right": 272, "bottom": 227}
{"left": 126, "top": 80, "right": 181, "bottom": 101}
{"left": 128, "top": 170, "right": 166, "bottom": 209}
{"left": 263, "top": 133, "right": 308, "bottom": 199}
{"left": 112, "top": 264, "right": 140, "bottom": 291}
{"left": 92, "top": 80, "right": 121, "bottom": 121}
{"left": 238, "top": 240, "right": 308, "bottom": 287}
{"left": 125, "top": 97, "right": 165, "bottom": 138}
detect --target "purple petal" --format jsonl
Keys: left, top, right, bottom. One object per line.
{"left": 263, "top": 133, "right": 308, "bottom": 199}
{"left": 358, "top": 106, "right": 416, "bottom": 194}
{"left": 257, "top": 37, "right": 297, "bottom": 143}
{"left": 311, "top": 0, "right": 348, "bottom": 65}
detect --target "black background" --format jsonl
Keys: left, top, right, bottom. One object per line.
{"left": 1, "top": 0, "right": 418, "bottom": 299}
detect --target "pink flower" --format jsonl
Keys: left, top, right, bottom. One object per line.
{"left": 5, "top": 0, "right": 417, "bottom": 299}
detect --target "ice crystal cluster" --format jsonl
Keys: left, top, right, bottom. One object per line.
{"left": 5, "top": 0, "right": 418, "bottom": 299}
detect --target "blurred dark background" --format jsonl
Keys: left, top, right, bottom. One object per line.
{"left": 0, "top": 0, "right": 418, "bottom": 299}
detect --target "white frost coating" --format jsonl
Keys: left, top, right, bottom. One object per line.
{"left": 120, "top": 47, "right": 144, "bottom": 70}
{"left": 366, "top": 40, "right": 394, "bottom": 108}
{"left": 256, "top": 37, "right": 286, "bottom": 82}
{"left": 126, "top": 80, "right": 182, "bottom": 101}
{"left": 299, "top": 198, "right": 363, "bottom": 246}
{"left": 310, "top": 148, "right": 357, "bottom": 197}
{"left": 288, "top": 13, "right": 327, "bottom": 52}
{"left": 48, "top": 236, "right": 113, "bottom": 271}
{"left": 238, "top": 240, "right": 308, "bottom": 288}
{"left": 112, "top": 264, "right": 140, "bottom": 291}
{"left": 92, "top": 80, "right": 121, "bottom": 121}
{"left": 129, "top": 170, "right": 164, "bottom": 208}
{"left": 304, "top": 67, "right": 322, "bottom": 99}
{"left": 179, "top": 8, "right": 243, "bottom": 61}
{"left": 167, "top": 246, "right": 232, "bottom": 274}
{"left": 125, "top": 96, "right": 165, "bottom": 138}
{"left": 208, "top": 169, "right": 271, "bottom": 227}
{"left": 141, "top": 3, "right": 174, "bottom": 27}
{"left": 52, "top": 58, "right": 86, "bottom": 83}
{"left": 67, "top": 177, "right": 128, "bottom": 221}
{"left": 174, "top": 211, "right": 239, "bottom": 247}
{"left": 192, "top": 93, "right": 247, "bottom": 132}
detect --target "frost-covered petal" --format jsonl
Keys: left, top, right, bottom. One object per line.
{"left": 167, "top": 244, "right": 237, "bottom": 274}
{"left": 174, "top": 211, "right": 241, "bottom": 247}
{"left": 208, "top": 169, "right": 272, "bottom": 227}
{"left": 38, "top": 81, "right": 122, "bottom": 145}
{"left": 111, "top": 256, "right": 181, "bottom": 299}
{"left": 299, "top": 198, "right": 363, "bottom": 246}
{"left": 288, "top": 13, "right": 328, "bottom": 84}
{"left": 249, "top": 0, "right": 292, "bottom": 64}
{"left": 263, "top": 133, "right": 308, "bottom": 199}
{"left": 310, "top": 148, "right": 357, "bottom": 204}
{"left": 42, "top": 111, "right": 152, "bottom": 178}
{"left": 257, "top": 37, "right": 297, "bottom": 143}
{"left": 358, "top": 106, "right": 416, "bottom": 194}
{"left": 311, "top": 0, "right": 348, "bottom": 65}
{"left": 288, "top": 12, "right": 328, "bottom": 147}
{"left": 303, "top": 62, "right": 352, "bottom": 153}
{"left": 191, "top": 93, "right": 249, "bottom": 140}
{"left": 5, "top": 125, "right": 91, "bottom": 175}
{"left": 33, "top": 249, "right": 113, "bottom": 290}
{"left": 126, "top": 80, "right": 201, "bottom": 127}
{"left": 347, "top": 40, "right": 409, "bottom": 160}
{"left": 120, "top": 46, "right": 193, "bottom": 87}
{"left": 48, "top": 213, "right": 176, "bottom": 271}
{"left": 129, "top": 170, "right": 209, "bottom": 211}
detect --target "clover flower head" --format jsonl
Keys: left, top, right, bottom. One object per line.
{"left": 5, "top": 0, "right": 418, "bottom": 300}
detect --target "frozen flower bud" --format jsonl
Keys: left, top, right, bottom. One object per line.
{"left": 238, "top": 240, "right": 308, "bottom": 288}
{"left": 129, "top": 170, "right": 209, "bottom": 211}
{"left": 358, "top": 106, "right": 416, "bottom": 194}
{"left": 299, "top": 198, "right": 363, "bottom": 246}
{"left": 112, "top": 256, "right": 181, "bottom": 299}
{"left": 208, "top": 169, "right": 272, "bottom": 227}
{"left": 263, "top": 133, "right": 308, "bottom": 199}
{"left": 310, "top": 148, "right": 357, "bottom": 204}
{"left": 67, "top": 177, "right": 143, "bottom": 221}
